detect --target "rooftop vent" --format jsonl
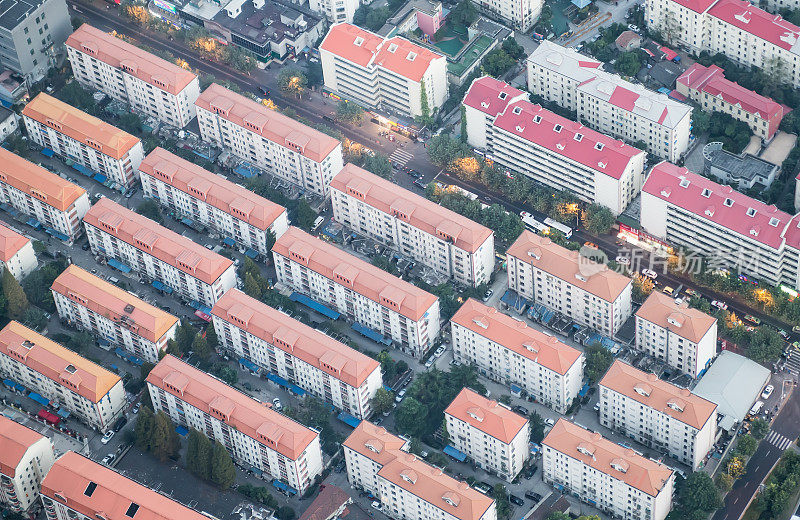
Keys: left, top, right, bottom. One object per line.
{"left": 724, "top": 198, "right": 734, "bottom": 207}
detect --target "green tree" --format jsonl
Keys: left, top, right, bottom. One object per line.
{"left": 371, "top": 387, "right": 394, "bottom": 415}
{"left": 238, "top": 484, "right": 279, "bottom": 508}
{"left": 492, "top": 484, "right": 511, "bottom": 520}
{"left": 210, "top": 440, "right": 236, "bottom": 489}
{"left": 747, "top": 327, "right": 783, "bottom": 363}
{"left": 394, "top": 397, "right": 429, "bottom": 438}
{"left": 668, "top": 472, "right": 721, "bottom": 520}
{"left": 22, "top": 306, "right": 47, "bottom": 331}
{"left": 735, "top": 434, "right": 758, "bottom": 457}
{"left": 692, "top": 110, "right": 711, "bottom": 135}
{"left": 277, "top": 507, "right": 297, "bottom": 520}
{"left": 2, "top": 268, "right": 28, "bottom": 319}
{"left": 584, "top": 343, "right": 613, "bottom": 384}
{"left": 751, "top": 418, "right": 769, "bottom": 439}
{"left": 136, "top": 199, "right": 163, "bottom": 223}
{"left": 583, "top": 204, "right": 615, "bottom": 235}
{"left": 293, "top": 199, "right": 318, "bottom": 231}
{"left": 546, "top": 514, "right": 570, "bottom": 520}
{"left": 192, "top": 333, "right": 211, "bottom": 362}
{"left": 187, "top": 429, "right": 213, "bottom": 480}
{"left": 616, "top": 51, "right": 642, "bottom": 76}
{"left": 151, "top": 411, "right": 181, "bottom": 462}
{"left": 416, "top": 80, "right": 435, "bottom": 128}
{"left": 426, "top": 134, "right": 470, "bottom": 168}
{"left": 501, "top": 38, "right": 525, "bottom": 60}
{"left": 206, "top": 325, "right": 219, "bottom": 350}
{"left": 362, "top": 152, "right": 394, "bottom": 179}
{"left": 175, "top": 321, "right": 197, "bottom": 355}
{"left": 243, "top": 272, "right": 263, "bottom": 299}
{"left": 335, "top": 100, "right": 364, "bottom": 125}
{"left": 529, "top": 410, "right": 546, "bottom": 444}
{"left": 365, "top": 6, "right": 390, "bottom": 30}
{"left": 481, "top": 49, "right": 515, "bottom": 77}
{"left": 134, "top": 406, "right": 155, "bottom": 451}
{"left": 278, "top": 69, "right": 308, "bottom": 98}
{"left": 222, "top": 45, "right": 257, "bottom": 73}
{"left": 450, "top": 0, "right": 478, "bottom": 26}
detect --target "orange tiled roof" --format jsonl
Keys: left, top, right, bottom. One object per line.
{"left": 272, "top": 227, "right": 438, "bottom": 321}
{"left": 22, "top": 93, "right": 141, "bottom": 160}
{"left": 83, "top": 198, "right": 233, "bottom": 286}
{"left": 450, "top": 299, "right": 582, "bottom": 375}
{"left": 0, "top": 221, "right": 31, "bottom": 263}
{"left": 0, "top": 148, "right": 86, "bottom": 212}
{"left": 445, "top": 388, "right": 528, "bottom": 444}
{"left": 635, "top": 291, "right": 717, "bottom": 343}
{"left": 330, "top": 163, "right": 493, "bottom": 253}
{"left": 0, "top": 415, "right": 46, "bottom": 478}
{"left": 51, "top": 265, "right": 178, "bottom": 344}
{"left": 147, "top": 355, "right": 318, "bottom": 460}
{"left": 66, "top": 24, "right": 197, "bottom": 96}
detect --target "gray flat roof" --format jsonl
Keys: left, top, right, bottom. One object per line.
{"left": 0, "top": 0, "right": 44, "bottom": 31}
{"left": 705, "top": 147, "right": 778, "bottom": 184}
{"left": 692, "top": 351, "right": 770, "bottom": 430}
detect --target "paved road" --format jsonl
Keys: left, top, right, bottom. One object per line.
{"left": 712, "top": 384, "right": 800, "bottom": 520}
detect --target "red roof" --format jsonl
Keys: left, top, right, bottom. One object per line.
{"left": 608, "top": 86, "right": 640, "bottom": 111}
{"left": 642, "top": 161, "right": 792, "bottom": 249}
{"left": 669, "top": 0, "right": 718, "bottom": 13}
{"left": 491, "top": 100, "right": 643, "bottom": 180}
{"left": 319, "top": 23, "right": 444, "bottom": 82}
{"left": 462, "top": 76, "right": 526, "bottom": 117}
{"left": 659, "top": 46, "right": 678, "bottom": 61}
{"left": 708, "top": 0, "right": 800, "bottom": 50}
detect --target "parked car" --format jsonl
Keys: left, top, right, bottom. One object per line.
{"left": 583, "top": 241, "right": 598, "bottom": 249}
{"left": 744, "top": 314, "right": 762, "bottom": 325}
{"left": 683, "top": 288, "right": 700, "bottom": 299}
{"left": 434, "top": 346, "right": 446, "bottom": 357}
{"left": 615, "top": 256, "right": 630, "bottom": 265}
{"left": 395, "top": 389, "right": 407, "bottom": 403}
{"left": 512, "top": 405, "right": 528, "bottom": 416}
{"left": 81, "top": 242, "right": 90, "bottom": 251}
{"left": 112, "top": 416, "right": 127, "bottom": 432}
{"left": 371, "top": 502, "right": 382, "bottom": 511}
{"left": 101, "top": 430, "right": 115, "bottom": 444}
{"left": 524, "top": 491, "right": 542, "bottom": 503}
{"left": 641, "top": 269, "right": 658, "bottom": 279}
{"left": 711, "top": 300, "right": 728, "bottom": 310}
{"left": 762, "top": 384, "right": 774, "bottom": 399}
{"left": 523, "top": 465, "right": 538, "bottom": 479}
{"left": 132, "top": 403, "right": 141, "bottom": 414}
{"left": 509, "top": 495, "right": 525, "bottom": 506}
{"left": 779, "top": 329, "right": 790, "bottom": 340}
{"left": 101, "top": 453, "right": 115, "bottom": 465}
{"left": 413, "top": 179, "right": 427, "bottom": 189}
{"left": 272, "top": 398, "right": 283, "bottom": 411}
{"left": 544, "top": 418, "right": 555, "bottom": 426}
{"left": 662, "top": 286, "right": 674, "bottom": 296}
{"left": 482, "top": 289, "right": 493, "bottom": 302}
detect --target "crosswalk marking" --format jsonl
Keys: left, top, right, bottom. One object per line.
{"left": 766, "top": 430, "right": 794, "bottom": 450}
{"left": 389, "top": 149, "right": 413, "bottom": 167}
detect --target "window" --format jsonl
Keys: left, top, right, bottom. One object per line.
{"left": 746, "top": 207, "right": 757, "bottom": 217}
{"left": 679, "top": 178, "right": 690, "bottom": 188}
{"left": 594, "top": 142, "right": 604, "bottom": 151}
{"left": 701, "top": 188, "right": 711, "bottom": 198}
{"left": 574, "top": 133, "right": 583, "bottom": 142}
{"left": 84, "top": 482, "right": 97, "bottom": 497}
{"left": 499, "top": 92, "right": 507, "bottom": 100}
{"left": 513, "top": 106, "right": 522, "bottom": 115}
{"left": 723, "top": 198, "right": 734, "bottom": 207}
{"left": 553, "top": 124, "right": 562, "bottom": 133}
{"left": 354, "top": 37, "right": 364, "bottom": 46}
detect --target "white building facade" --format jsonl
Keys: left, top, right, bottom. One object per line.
{"left": 543, "top": 419, "right": 675, "bottom": 520}
{"left": 0, "top": 416, "right": 56, "bottom": 513}
{"left": 66, "top": 24, "right": 201, "bottom": 128}
{"left": 22, "top": 93, "right": 145, "bottom": 192}
{"left": 273, "top": 226, "right": 441, "bottom": 357}
{"left": 507, "top": 232, "right": 633, "bottom": 336}
{"left": 464, "top": 76, "right": 646, "bottom": 215}
{"left": 319, "top": 23, "right": 448, "bottom": 119}
{"left": 83, "top": 198, "right": 237, "bottom": 307}
{"left": 330, "top": 163, "right": 495, "bottom": 286}
{"left": 139, "top": 147, "right": 289, "bottom": 256}
{"left": 0, "top": 223, "right": 37, "bottom": 280}
{"left": 51, "top": 265, "right": 179, "bottom": 364}
{"left": 451, "top": 299, "right": 584, "bottom": 413}
{"left": 309, "top": 0, "right": 359, "bottom": 23}
{"left": 444, "top": 388, "right": 530, "bottom": 481}
{"left": 599, "top": 360, "right": 718, "bottom": 470}
{"left": 196, "top": 83, "right": 344, "bottom": 197}
{"left": 147, "top": 355, "right": 324, "bottom": 494}
{"left": 212, "top": 289, "right": 383, "bottom": 419}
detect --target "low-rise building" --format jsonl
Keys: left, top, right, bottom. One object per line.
{"left": 273, "top": 226, "right": 440, "bottom": 357}
{"left": 139, "top": 147, "right": 289, "bottom": 256}
{"left": 0, "top": 416, "right": 55, "bottom": 513}
{"left": 0, "top": 148, "right": 90, "bottom": 242}
{"left": 542, "top": 419, "right": 675, "bottom": 520}
{"left": 51, "top": 265, "right": 179, "bottom": 364}
{"left": 641, "top": 161, "right": 800, "bottom": 290}
{"left": 0, "top": 222, "right": 37, "bottom": 279}
{"left": 66, "top": 24, "right": 200, "bottom": 128}
{"left": 507, "top": 231, "right": 633, "bottom": 336}
{"left": 0, "top": 321, "right": 126, "bottom": 431}
{"left": 635, "top": 291, "right": 717, "bottom": 378}
{"left": 344, "top": 421, "right": 497, "bottom": 520}
{"left": 147, "top": 354, "right": 324, "bottom": 494}
{"left": 677, "top": 63, "right": 785, "bottom": 142}
{"left": 330, "top": 163, "right": 495, "bottom": 286}
{"left": 22, "top": 93, "right": 144, "bottom": 191}
{"left": 211, "top": 288, "right": 383, "bottom": 419}
{"left": 196, "top": 83, "right": 343, "bottom": 197}
{"left": 599, "top": 360, "right": 718, "bottom": 470}
{"left": 472, "top": 0, "right": 542, "bottom": 31}
{"left": 40, "top": 451, "right": 214, "bottom": 520}
{"left": 615, "top": 31, "right": 643, "bottom": 51}
{"left": 527, "top": 41, "right": 692, "bottom": 162}
{"left": 83, "top": 197, "right": 237, "bottom": 307}
{"left": 444, "top": 388, "right": 530, "bottom": 481}
{"left": 451, "top": 299, "right": 584, "bottom": 413}
{"left": 463, "top": 76, "right": 646, "bottom": 215}
{"left": 702, "top": 142, "right": 779, "bottom": 190}
{"left": 0, "top": 106, "right": 19, "bottom": 143}
{"left": 319, "top": 23, "right": 448, "bottom": 119}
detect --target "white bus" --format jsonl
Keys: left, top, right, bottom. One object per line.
{"left": 543, "top": 218, "right": 573, "bottom": 239}
{"left": 520, "top": 212, "right": 549, "bottom": 234}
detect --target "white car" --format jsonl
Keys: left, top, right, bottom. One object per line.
{"left": 101, "top": 453, "right": 115, "bottom": 465}
{"left": 544, "top": 418, "right": 555, "bottom": 426}
{"left": 641, "top": 269, "right": 658, "bottom": 279}
{"left": 100, "top": 431, "right": 115, "bottom": 445}
{"left": 371, "top": 502, "right": 382, "bottom": 511}
{"left": 272, "top": 398, "right": 282, "bottom": 411}
{"left": 434, "top": 346, "right": 446, "bottom": 357}
{"left": 615, "top": 256, "right": 631, "bottom": 265}
{"left": 711, "top": 300, "right": 728, "bottom": 311}
{"left": 395, "top": 389, "right": 407, "bottom": 403}
{"left": 762, "top": 385, "right": 774, "bottom": 400}
{"left": 425, "top": 358, "right": 434, "bottom": 368}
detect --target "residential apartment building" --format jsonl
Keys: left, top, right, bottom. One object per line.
{"left": 0, "top": 0, "right": 72, "bottom": 85}
{"left": 66, "top": 23, "right": 200, "bottom": 128}
{"left": 343, "top": 421, "right": 497, "bottom": 520}
{"left": 444, "top": 388, "right": 530, "bottom": 481}
{"left": 139, "top": 147, "right": 289, "bottom": 256}
{"left": 309, "top": 0, "right": 359, "bottom": 23}
{"left": 646, "top": 0, "right": 800, "bottom": 88}
{"left": 543, "top": 419, "right": 675, "bottom": 520}
{"left": 676, "top": 63, "right": 784, "bottom": 141}
{"left": 599, "top": 360, "right": 718, "bottom": 470}
{"left": 507, "top": 231, "right": 633, "bottom": 336}
{"left": 22, "top": 93, "right": 145, "bottom": 192}
{"left": 0, "top": 106, "right": 18, "bottom": 143}
{"left": 40, "top": 451, "right": 213, "bottom": 520}
{"left": 463, "top": 76, "right": 646, "bottom": 215}
{"left": 635, "top": 291, "right": 718, "bottom": 378}
{"left": 51, "top": 265, "right": 179, "bottom": 364}
{"left": 0, "top": 321, "right": 126, "bottom": 431}
{"left": 0, "top": 416, "right": 55, "bottom": 513}
{"left": 450, "top": 299, "right": 584, "bottom": 413}
{"left": 527, "top": 41, "right": 693, "bottom": 162}
{"left": 147, "top": 355, "right": 324, "bottom": 493}
{"left": 0, "top": 148, "right": 90, "bottom": 242}
{"left": 273, "top": 226, "right": 441, "bottom": 357}
{"left": 319, "top": 23, "right": 448, "bottom": 119}
{"left": 640, "top": 160, "right": 800, "bottom": 290}
{"left": 0, "top": 222, "right": 37, "bottom": 279}
{"left": 195, "top": 83, "right": 343, "bottom": 197}
{"left": 330, "top": 163, "right": 495, "bottom": 286}
{"left": 472, "top": 0, "right": 542, "bottom": 31}
{"left": 83, "top": 197, "right": 237, "bottom": 307}
{"left": 211, "top": 288, "right": 383, "bottom": 419}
